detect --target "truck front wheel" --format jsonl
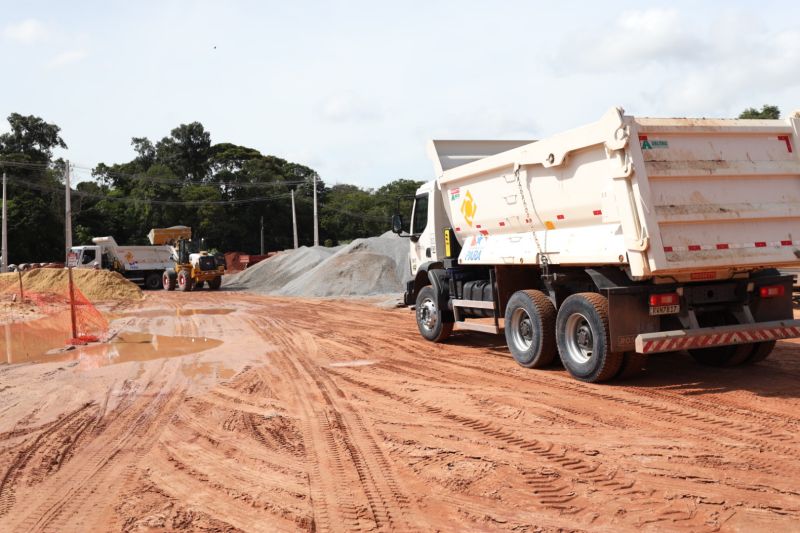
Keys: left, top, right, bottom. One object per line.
{"left": 556, "top": 293, "right": 624, "bottom": 383}
{"left": 208, "top": 276, "right": 222, "bottom": 290}
{"left": 504, "top": 290, "right": 557, "bottom": 368}
{"left": 416, "top": 286, "right": 453, "bottom": 342}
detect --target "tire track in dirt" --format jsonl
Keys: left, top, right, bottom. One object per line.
{"left": 328, "top": 367, "right": 726, "bottom": 530}
{"left": 8, "top": 378, "right": 185, "bottom": 532}
{"left": 250, "top": 315, "right": 425, "bottom": 532}
{"left": 0, "top": 402, "right": 98, "bottom": 517}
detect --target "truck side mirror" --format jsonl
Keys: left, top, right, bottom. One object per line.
{"left": 391, "top": 214, "right": 404, "bottom": 234}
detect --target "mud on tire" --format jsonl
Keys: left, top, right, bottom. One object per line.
{"left": 415, "top": 285, "right": 453, "bottom": 342}
{"left": 555, "top": 293, "right": 624, "bottom": 383}
{"left": 504, "top": 290, "right": 557, "bottom": 368}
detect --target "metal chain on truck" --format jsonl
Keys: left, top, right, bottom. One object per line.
{"left": 514, "top": 166, "right": 549, "bottom": 272}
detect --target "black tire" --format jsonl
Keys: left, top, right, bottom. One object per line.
{"left": 687, "top": 313, "right": 753, "bottom": 367}
{"left": 504, "top": 290, "right": 557, "bottom": 368}
{"left": 743, "top": 341, "right": 776, "bottom": 365}
{"left": 556, "top": 293, "right": 624, "bottom": 383}
{"left": 689, "top": 344, "right": 753, "bottom": 367}
{"left": 195, "top": 280, "right": 205, "bottom": 289}
{"left": 616, "top": 352, "right": 648, "bottom": 380}
{"left": 163, "top": 271, "right": 176, "bottom": 291}
{"left": 415, "top": 285, "right": 453, "bottom": 342}
{"left": 144, "top": 272, "right": 162, "bottom": 291}
{"left": 177, "top": 270, "right": 194, "bottom": 292}
{"left": 208, "top": 276, "right": 222, "bottom": 290}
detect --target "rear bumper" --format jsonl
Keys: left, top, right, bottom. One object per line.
{"left": 635, "top": 319, "right": 800, "bottom": 354}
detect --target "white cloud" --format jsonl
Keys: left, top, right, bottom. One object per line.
{"left": 317, "top": 92, "right": 380, "bottom": 123}
{"left": 3, "top": 18, "right": 48, "bottom": 44}
{"left": 48, "top": 49, "right": 88, "bottom": 68}
{"left": 557, "top": 9, "right": 800, "bottom": 116}
{"left": 556, "top": 9, "right": 702, "bottom": 72}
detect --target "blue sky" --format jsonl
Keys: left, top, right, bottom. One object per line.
{"left": 2, "top": 1, "right": 800, "bottom": 187}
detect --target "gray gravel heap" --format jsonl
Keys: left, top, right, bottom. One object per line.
{"left": 224, "top": 232, "right": 410, "bottom": 297}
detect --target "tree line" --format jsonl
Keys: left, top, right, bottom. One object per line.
{"left": 0, "top": 114, "right": 421, "bottom": 263}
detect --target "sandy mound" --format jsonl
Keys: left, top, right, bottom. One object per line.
{"left": 226, "top": 232, "right": 410, "bottom": 297}
{"left": 0, "top": 269, "right": 143, "bottom": 302}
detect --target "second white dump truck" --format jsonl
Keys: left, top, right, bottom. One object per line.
{"left": 393, "top": 107, "right": 800, "bottom": 382}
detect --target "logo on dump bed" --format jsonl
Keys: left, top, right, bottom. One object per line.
{"left": 460, "top": 190, "right": 477, "bottom": 226}
{"left": 639, "top": 135, "right": 668, "bottom": 150}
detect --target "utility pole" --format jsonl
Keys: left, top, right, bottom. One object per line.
{"left": 260, "top": 216, "right": 264, "bottom": 255}
{"left": 2, "top": 171, "right": 7, "bottom": 273}
{"left": 291, "top": 189, "right": 298, "bottom": 249}
{"left": 64, "top": 161, "right": 72, "bottom": 261}
{"left": 313, "top": 173, "right": 319, "bottom": 246}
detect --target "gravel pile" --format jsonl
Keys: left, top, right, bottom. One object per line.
{"left": 225, "top": 232, "right": 410, "bottom": 297}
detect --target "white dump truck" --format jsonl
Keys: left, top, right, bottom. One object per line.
{"left": 69, "top": 236, "right": 175, "bottom": 290}
{"left": 392, "top": 107, "right": 800, "bottom": 382}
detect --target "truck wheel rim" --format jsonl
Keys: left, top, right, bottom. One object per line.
{"left": 418, "top": 298, "right": 438, "bottom": 331}
{"left": 510, "top": 307, "right": 534, "bottom": 351}
{"left": 565, "top": 313, "right": 593, "bottom": 364}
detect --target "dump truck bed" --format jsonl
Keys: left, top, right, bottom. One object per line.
{"left": 431, "top": 107, "right": 800, "bottom": 280}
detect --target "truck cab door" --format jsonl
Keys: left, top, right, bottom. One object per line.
{"left": 409, "top": 191, "right": 436, "bottom": 275}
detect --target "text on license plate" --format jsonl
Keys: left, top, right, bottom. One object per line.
{"left": 649, "top": 304, "right": 680, "bottom": 316}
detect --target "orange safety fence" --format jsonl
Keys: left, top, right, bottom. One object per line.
{"left": 0, "top": 268, "right": 109, "bottom": 350}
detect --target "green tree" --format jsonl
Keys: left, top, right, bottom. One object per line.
{"left": 739, "top": 105, "right": 780, "bottom": 119}
{"left": 0, "top": 114, "right": 68, "bottom": 262}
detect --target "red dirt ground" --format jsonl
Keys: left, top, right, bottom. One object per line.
{"left": 1, "top": 292, "right": 799, "bottom": 532}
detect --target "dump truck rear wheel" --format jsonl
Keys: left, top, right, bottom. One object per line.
{"left": 743, "top": 341, "right": 776, "bottom": 364}
{"left": 504, "top": 290, "right": 556, "bottom": 368}
{"left": 615, "top": 352, "right": 648, "bottom": 380}
{"left": 178, "top": 270, "right": 194, "bottom": 292}
{"left": 145, "top": 272, "right": 162, "bottom": 291}
{"left": 688, "top": 312, "right": 753, "bottom": 366}
{"left": 556, "top": 293, "right": 623, "bottom": 383}
{"left": 208, "top": 276, "right": 222, "bottom": 290}
{"left": 163, "top": 271, "right": 176, "bottom": 291}
{"left": 416, "top": 285, "right": 452, "bottom": 342}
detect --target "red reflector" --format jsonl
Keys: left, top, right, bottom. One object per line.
{"left": 557, "top": 214, "right": 565, "bottom": 220}
{"left": 663, "top": 246, "right": 673, "bottom": 252}
{"left": 649, "top": 293, "right": 679, "bottom": 306}
{"left": 593, "top": 210, "right": 602, "bottom": 216}
{"left": 760, "top": 285, "right": 785, "bottom": 298}
{"left": 688, "top": 245, "right": 701, "bottom": 251}
{"left": 716, "top": 243, "right": 729, "bottom": 249}
{"left": 755, "top": 241, "right": 767, "bottom": 247}
{"left": 782, "top": 240, "right": 793, "bottom": 246}
{"left": 499, "top": 221, "right": 505, "bottom": 226}
{"left": 476, "top": 224, "right": 481, "bottom": 228}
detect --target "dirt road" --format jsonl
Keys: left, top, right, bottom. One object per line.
{"left": 1, "top": 292, "right": 799, "bottom": 532}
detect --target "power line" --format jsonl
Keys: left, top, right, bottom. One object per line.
{"left": 11, "top": 177, "right": 296, "bottom": 206}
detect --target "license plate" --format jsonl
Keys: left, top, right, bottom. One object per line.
{"left": 650, "top": 304, "right": 680, "bottom": 316}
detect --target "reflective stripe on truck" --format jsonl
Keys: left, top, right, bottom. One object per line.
{"left": 635, "top": 319, "right": 800, "bottom": 354}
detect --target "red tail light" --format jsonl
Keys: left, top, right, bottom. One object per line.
{"left": 759, "top": 285, "right": 785, "bottom": 298}
{"left": 649, "top": 293, "right": 679, "bottom": 306}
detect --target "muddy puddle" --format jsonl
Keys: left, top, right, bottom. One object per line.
{"left": 1, "top": 319, "right": 223, "bottom": 370}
